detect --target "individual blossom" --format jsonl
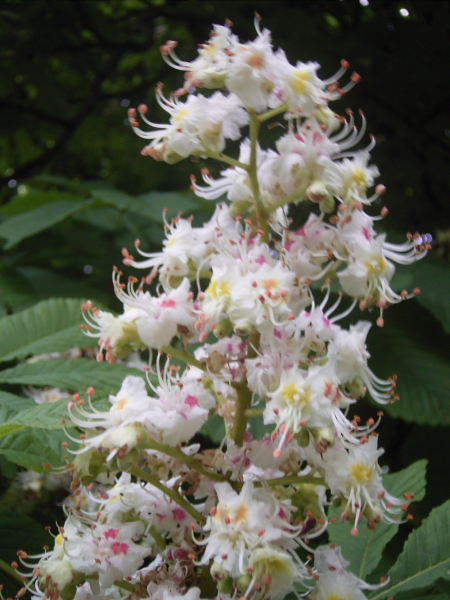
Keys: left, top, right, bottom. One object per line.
{"left": 66, "top": 376, "right": 152, "bottom": 462}
{"left": 199, "top": 480, "right": 305, "bottom": 592}
{"left": 142, "top": 355, "right": 216, "bottom": 446}
{"left": 309, "top": 544, "right": 386, "bottom": 599}
{"left": 113, "top": 276, "right": 197, "bottom": 350}
{"left": 322, "top": 437, "right": 405, "bottom": 533}
{"left": 130, "top": 90, "right": 248, "bottom": 162}
{"left": 263, "top": 361, "right": 356, "bottom": 455}
{"left": 328, "top": 321, "right": 395, "bottom": 404}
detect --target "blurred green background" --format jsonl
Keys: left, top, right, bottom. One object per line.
{"left": 0, "top": 0, "right": 449, "bottom": 592}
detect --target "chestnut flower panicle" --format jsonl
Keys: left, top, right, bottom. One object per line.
{"left": 15, "top": 17, "right": 431, "bottom": 600}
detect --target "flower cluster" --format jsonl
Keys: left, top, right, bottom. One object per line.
{"left": 15, "top": 18, "right": 429, "bottom": 600}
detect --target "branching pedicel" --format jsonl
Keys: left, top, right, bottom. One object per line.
{"left": 16, "top": 17, "right": 431, "bottom": 600}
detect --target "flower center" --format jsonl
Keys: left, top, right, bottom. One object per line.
{"left": 206, "top": 278, "right": 231, "bottom": 299}
{"left": 350, "top": 462, "right": 373, "bottom": 483}
{"left": 291, "top": 69, "right": 310, "bottom": 94}
{"left": 281, "top": 382, "right": 310, "bottom": 405}
{"left": 366, "top": 256, "right": 387, "bottom": 276}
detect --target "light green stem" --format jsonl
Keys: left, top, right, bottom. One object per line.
{"left": 114, "top": 580, "right": 136, "bottom": 592}
{"left": 245, "top": 408, "right": 265, "bottom": 417}
{"left": 257, "top": 102, "right": 289, "bottom": 123}
{"left": 0, "top": 557, "right": 23, "bottom": 584}
{"left": 266, "top": 185, "right": 308, "bottom": 213}
{"left": 201, "top": 149, "right": 249, "bottom": 170}
{"left": 231, "top": 379, "right": 253, "bottom": 447}
{"left": 161, "top": 344, "right": 202, "bottom": 369}
{"left": 141, "top": 433, "right": 226, "bottom": 484}
{"left": 149, "top": 525, "right": 166, "bottom": 551}
{"left": 131, "top": 466, "right": 205, "bottom": 524}
{"left": 264, "top": 474, "right": 327, "bottom": 487}
{"left": 248, "top": 109, "right": 269, "bottom": 240}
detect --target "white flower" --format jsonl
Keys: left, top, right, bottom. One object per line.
{"left": 322, "top": 438, "right": 404, "bottom": 533}
{"left": 132, "top": 91, "right": 247, "bottom": 159}
{"left": 113, "top": 277, "right": 196, "bottom": 349}
{"left": 328, "top": 321, "right": 394, "bottom": 404}
{"left": 200, "top": 481, "right": 299, "bottom": 580}
{"left": 143, "top": 357, "right": 215, "bottom": 446}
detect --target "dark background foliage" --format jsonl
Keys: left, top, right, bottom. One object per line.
{"left": 0, "top": 0, "right": 449, "bottom": 594}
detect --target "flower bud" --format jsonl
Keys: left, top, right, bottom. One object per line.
{"left": 236, "top": 573, "right": 253, "bottom": 592}
{"left": 217, "top": 577, "right": 234, "bottom": 594}
{"left": 213, "top": 318, "right": 232, "bottom": 339}
{"left": 311, "top": 426, "right": 335, "bottom": 452}
{"left": 315, "top": 106, "right": 341, "bottom": 131}
{"left": 161, "top": 143, "right": 184, "bottom": 164}
{"left": 229, "top": 199, "right": 253, "bottom": 217}
{"left": 73, "top": 447, "right": 107, "bottom": 486}
{"left": 346, "top": 377, "right": 366, "bottom": 399}
{"left": 306, "top": 180, "right": 328, "bottom": 203}
{"left": 319, "top": 194, "right": 335, "bottom": 214}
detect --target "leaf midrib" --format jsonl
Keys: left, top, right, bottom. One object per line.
{"left": 0, "top": 323, "right": 83, "bottom": 361}
{"left": 370, "top": 556, "right": 450, "bottom": 599}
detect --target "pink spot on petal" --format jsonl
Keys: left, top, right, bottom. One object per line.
{"left": 185, "top": 394, "right": 199, "bottom": 407}
{"left": 111, "top": 542, "right": 129, "bottom": 555}
{"left": 104, "top": 528, "right": 119, "bottom": 540}
{"left": 172, "top": 507, "right": 186, "bottom": 522}
{"left": 274, "top": 328, "right": 282, "bottom": 339}
{"left": 160, "top": 298, "right": 176, "bottom": 308}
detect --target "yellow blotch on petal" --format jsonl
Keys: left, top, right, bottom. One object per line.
{"left": 233, "top": 503, "right": 249, "bottom": 524}
{"left": 291, "top": 69, "right": 310, "bottom": 94}
{"left": 366, "top": 256, "right": 387, "bottom": 276}
{"left": 173, "top": 107, "right": 189, "bottom": 123}
{"left": 350, "top": 462, "right": 373, "bottom": 484}
{"left": 206, "top": 279, "right": 231, "bottom": 299}
{"left": 115, "top": 397, "right": 128, "bottom": 410}
{"left": 281, "top": 382, "right": 310, "bottom": 405}
{"left": 352, "top": 168, "right": 367, "bottom": 186}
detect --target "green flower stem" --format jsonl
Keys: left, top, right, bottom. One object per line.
{"left": 201, "top": 149, "right": 249, "bottom": 170}
{"left": 257, "top": 102, "right": 289, "bottom": 123}
{"left": 141, "top": 433, "right": 226, "bottom": 484}
{"left": 248, "top": 109, "right": 269, "bottom": 241}
{"left": 266, "top": 185, "right": 308, "bottom": 213}
{"left": 114, "top": 580, "right": 136, "bottom": 593}
{"left": 245, "top": 408, "right": 265, "bottom": 417}
{"left": 149, "top": 525, "right": 166, "bottom": 551}
{"left": 161, "top": 345, "right": 202, "bottom": 369}
{"left": 231, "top": 378, "right": 253, "bottom": 447}
{"left": 130, "top": 466, "right": 205, "bottom": 524}
{"left": 230, "top": 330, "right": 261, "bottom": 447}
{"left": 264, "top": 474, "right": 327, "bottom": 487}
{"left": 0, "top": 557, "right": 23, "bottom": 584}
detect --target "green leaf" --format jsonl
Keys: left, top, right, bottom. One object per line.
{"left": 0, "top": 393, "right": 111, "bottom": 438}
{"left": 0, "top": 189, "right": 86, "bottom": 216}
{"left": 92, "top": 188, "right": 201, "bottom": 222}
{"left": 0, "top": 357, "right": 145, "bottom": 394}
{"left": 328, "top": 460, "right": 427, "bottom": 579}
{"left": 133, "top": 191, "right": 201, "bottom": 221}
{"left": 0, "top": 199, "right": 89, "bottom": 248}
{"left": 0, "top": 391, "right": 34, "bottom": 421}
{"left": 0, "top": 512, "right": 51, "bottom": 597}
{"left": 368, "top": 302, "right": 450, "bottom": 425}
{"left": 0, "top": 427, "right": 74, "bottom": 472}
{"left": 0, "top": 267, "right": 38, "bottom": 312}
{"left": 392, "top": 256, "right": 450, "bottom": 334}
{"left": 0, "top": 297, "right": 97, "bottom": 362}
{"left": 369, "top": 500, "right": 450, "bottom": 599}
